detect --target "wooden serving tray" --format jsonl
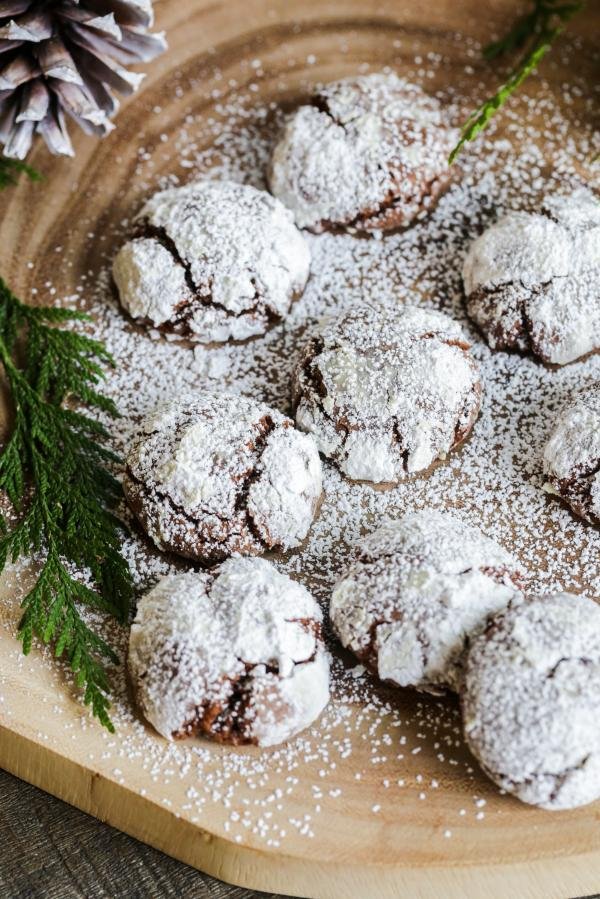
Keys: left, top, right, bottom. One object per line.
{"left": 1, "top": 1, "right": 600, "bottom": 897}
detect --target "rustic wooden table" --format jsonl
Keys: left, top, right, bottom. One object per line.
{"left": 0, "top": 770, "right": 290, "bottom": 899}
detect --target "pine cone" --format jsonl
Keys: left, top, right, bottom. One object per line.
{"left": 0, "top": 0, "right": 166, "bottom": 159}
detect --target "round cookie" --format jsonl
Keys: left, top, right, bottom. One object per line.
{"left": 543, "top": 381, "right": 600, "bottom": 525}
{"left": 123, "top": 391, "right": 322, "bottom": 564}
{"left": 330, "top": 511, "right": 524, "bottom": 693}
{"left": 128, "top": 558, "right": 330, "bottom": 746}
{"left": 113, "top": 180, "right": 311, "bottom": 343}
{"left": 268, "top": 73, "right": 457, "bottom": 233}
{"left": 292, "top": 304, "right": 481, "bottom": 484}
{"left": 462, "top": 593, "right": 600, "bottom": 810}
{"left": 462, "top": 189, "right": 600, "bottom": 365}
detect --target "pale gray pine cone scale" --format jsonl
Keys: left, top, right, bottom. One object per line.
{"left": 0, "top": 0, "right": 166, "bottom": 158}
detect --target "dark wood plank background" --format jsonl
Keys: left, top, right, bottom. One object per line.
{"left": 0, "top": 770, "right": 292, "bottom": 898}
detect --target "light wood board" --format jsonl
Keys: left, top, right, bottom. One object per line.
{"left": 1, "top": 1, "right": 600, "bottom": 897}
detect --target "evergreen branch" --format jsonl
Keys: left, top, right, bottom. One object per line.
{"left": 450, "top": 0, "right": 585, "bottom": 163}
{"left": 0, "top": 157, "right": 42, "bottom": 190}
{"left": 0, "top": 277, "right": 132, "bottom": 732}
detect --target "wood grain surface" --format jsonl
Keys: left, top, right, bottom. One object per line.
{"left": 0, "top": 1, "right": 599, "bottom": 898}
{"left": 1, "top": 769, "right": 597, "bottom": 899}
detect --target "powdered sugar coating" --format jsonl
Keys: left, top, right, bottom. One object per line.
{"left": 128, "top": 558, "right": 330, "bottom": 746}
{"left": 113, "top": 180, "right": 311, "bottom": 342}
{"left": 330, "top": 511, "right": 524, "bottom": 694}
{"left": 123, "top": 391, "right": 322, "bottom": 563}
{"left": 292, "top": 304, "right": 481, "bottom": 484}
{"left": 543, "top": 381, "right": 600, "bottom": 525}
{"left": 463, "top": 593, "right": 600, "bottom": 810}
{"left": 268, "top": 73, "right": 457, "bottom": 233}
{"left": 463, "top": 189, "right": 600, "bottom": 365}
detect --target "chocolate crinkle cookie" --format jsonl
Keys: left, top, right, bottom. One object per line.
{"left": 268, "top": 73, "right": 457, "bottom": 233}
{"left": 330, "top": 511, "right": 524, "bottom": 694}
{"left": 462, "top": 593, "right": 600, "bottom": 810}
{"left": 123, "top": 392, "right": 322, "bottom": 564}
{"left": 113, "top": 180, "right": 311, "bottom": 343}
{"left": 128, "top": 558, "right": 330, "bottom": 746}
{"left": 292, "top": 303, "right": 481, "bottom": 484}
{"left": 543, "top": 381, "right": 600, "bottom": 525}
{"left": 463, "top": 188, "right": 600, "bottom": 365}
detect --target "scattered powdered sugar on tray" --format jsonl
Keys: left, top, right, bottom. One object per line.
{"left": 1, "top": 42, "right": 600, "bottom": 851}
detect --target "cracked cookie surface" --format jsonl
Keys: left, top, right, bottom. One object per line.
{"left": 128, "top": 559, "right": 330, "bottom": 746}
{"left": 292, "top": 303, "right": 481, "bottom": 484}
{"left": 543, "top": 381, "right": 600, "bottom": 525}
{"left": 268, "top": 73, "right": 457, "bottom": 233}
{"left": 462, "top": 593, "right": 600, "bottom": 810}
{"left": 463, "top": 189, "right": 600, "bottom": 365}
{"left": 113, "top": 180, "right": 311, "bottom": 343}
{"left": 330, "top": 511, "right": 524, "bottom": 694}
{"left": 123, "top": 391, "right": 322, "bottom": 564}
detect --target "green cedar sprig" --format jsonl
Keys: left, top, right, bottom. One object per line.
{"left": 450, "top": 0, "right": 585, "bottom": 162}
{"left": 0, "top": 157, "right": 41, "bottom": 190}
{"left": 0, "top": 278, "right": 132, "bottom": 731}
